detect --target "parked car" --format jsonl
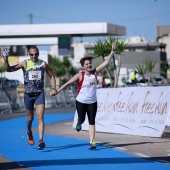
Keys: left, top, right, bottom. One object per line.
{"left": 0, "top": 78, "right": 23, "bottom": 88}
{"left": 152, "top": 76, "right": 167, "bottom": 85}
{"left": 137, "top": 76, "right": 167, "bottom": 86}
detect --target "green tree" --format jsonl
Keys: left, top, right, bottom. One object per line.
{"left": 0, "top": 65, "right": 5, "bottom": 77}
{"left": 93, "top": 36, "right": 129, "bottom": 88}
{"left": 134, "top": 64, "right": 147, "bottom": 84}
{"left": 134, "top": 59, "right": 156, "bottom": 85}
{"left": 49, "top": 56, "right": 65, "bottom": 85}
{"left": 160, "top": 64, "right": 170, "bottom": 83}
{"left": 144, "top": 59, "right": 156, "bottom": 85}
{"left": 49, "top": 56, "right": 78, "bottom": 85}
{"left": 0, "top": 65, "right": 5, "bottom": 87}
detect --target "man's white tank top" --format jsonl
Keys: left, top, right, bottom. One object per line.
{"left": 76, "top": 71, "right": 97, "bottom": 104}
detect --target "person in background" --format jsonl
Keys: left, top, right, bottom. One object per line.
{"left": 97, "top": 74, "right": 106, "bottom": 88}
{"left": 56, "top": 43, "right": 115, "bottom": 150}
{"left": 2, "top": 46, "right": 57, "bottom": 150}
{"left": 131, "top": 74, "right": 138, "bottom": 84}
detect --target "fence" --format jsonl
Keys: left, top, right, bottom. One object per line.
{"left": 1, "top": 83, "right": 170, "bottom": 115}
{"left": 0, "top": 86, "right": 76, "bottom": 114}
{"left": 0, "top": 88, "right": 13, "bottom": 114}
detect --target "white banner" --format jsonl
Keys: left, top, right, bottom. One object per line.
{"left": 73, "top": 86, "right": 170, "bottom": 137}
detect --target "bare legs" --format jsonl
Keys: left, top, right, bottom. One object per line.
{"left": 35, "top": 104, "right": 45, "bottom": 141}
{"left": 89, "top": 124, "right": 97, "bottom": 149}
{"left": 26, "top": 109, "right": 34, "bottom": 133}
{"left": 26, "top": 104, "right": 45, "bottom": 141}
{"left": 89, "top": 124, "right": 95, "bottom": 142}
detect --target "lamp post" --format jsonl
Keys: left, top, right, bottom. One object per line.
{"left": 154, "top": 0, "right": 158, "bottom": 41}
{"left": 27, "top": 14, "right": 33, "bottom": 24}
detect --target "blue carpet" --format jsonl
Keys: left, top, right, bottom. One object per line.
{"left": 0, "top": 114, "right": 170, "bottom": 170}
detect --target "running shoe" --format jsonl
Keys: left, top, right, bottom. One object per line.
{"left": 89, "top": 141, "right": 97, "bottom": 150}
{"left": 76, "top": 123, "right": 82, "bottom": 132}
{"left": 38, "top": 140, "right": 45, "bottom": 150}
{"left": 27, "top": 131, "right": 34, "bottom": 145}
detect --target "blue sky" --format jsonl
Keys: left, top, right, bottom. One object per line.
{"left": 0, "top": 0, "right": 170, "bottom": 43}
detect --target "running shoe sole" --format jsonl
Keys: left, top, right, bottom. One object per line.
{"left": 76, "top": 123, "right": 81, "bottom": 132}
{"left": 27, "top": 131, "right": 34, "bottom": 145}
{"left": 89, "top": 144, "right": 97, "bottom": 150}
{"left": 38, "top": 141, "right": 45, "bottom": 150}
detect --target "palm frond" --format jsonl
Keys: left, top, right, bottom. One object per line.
{"left": 93, "top": 38, "right": 108, "bottom": 57}
{"left": 144, "top": 59, "right": 156, "bottom": 75}
{"left": 0, "top": 65, "right": 5, "bottom": 73}
{"left": 134, "top": 64, "right": 146, "bottom": 76}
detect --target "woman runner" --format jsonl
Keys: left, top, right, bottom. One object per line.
{"left": 57, "top": 43, "right": 115, "bottom": 150}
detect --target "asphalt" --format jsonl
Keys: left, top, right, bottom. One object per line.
{"left": 0, "top": 106, "right": 170, "bottom": 170}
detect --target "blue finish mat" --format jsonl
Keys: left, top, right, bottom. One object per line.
{"left": 0, "top": 114, "right": 170, "bottom": 170}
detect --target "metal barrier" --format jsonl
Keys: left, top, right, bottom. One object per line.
{"left": 45, "top": 87, "right": 58, "bottom": 108}
{"left": 0, "top": 88, "right": 13, "bottom": 114}
{"left": 55, "top": 90, "right": 67, "bottom": 107}
{"left": 0, "top": 86, "right": 76, "bottom": 114}
{"left": 5, "top": 87, "right": 24, "bottom": 112}
{"left": 2, "top": 83, "right": 168, "bottom": 115}
{"left": 63, "top": 87, "right": 76, "bottom": 107}
{"left": 45, "top": 86, "right": 76, "bottom": 108}
{"left": 17, "top": 86, "right": 25, "bottom": 111}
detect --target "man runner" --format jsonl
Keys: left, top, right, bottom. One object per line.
{"left": 2, "top": 46, "right": 57, "bottom": 150}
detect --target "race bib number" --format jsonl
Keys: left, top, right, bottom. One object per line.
{"left": 29, "top": 71, "right": 41, "bottom": 80}
{"left": 87, "top": 78, "right": 96, "bottom": 88}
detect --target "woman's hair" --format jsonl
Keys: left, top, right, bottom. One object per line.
{"left": 28, "top": 45, "right": 39, "bottom": 54}
{"left": 79, "top": 56, "right": 93, "bottom": 66}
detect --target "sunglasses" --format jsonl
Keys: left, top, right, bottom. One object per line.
{"left": 29, "top": 53, "right": 39, "bottom": 56}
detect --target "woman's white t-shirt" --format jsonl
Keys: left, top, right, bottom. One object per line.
{"left": 76, "top": 71, "right": 97, "bottom": 104}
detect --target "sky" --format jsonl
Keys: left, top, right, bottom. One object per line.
{"left": 0, "top": 0, "right": 170, "bottom": 44}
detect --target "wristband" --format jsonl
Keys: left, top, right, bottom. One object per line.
{"left": 2, "top": 48, "right": 10, "bottom": 62}
{"left": 110, "top": 51, "right": 114, "bottom": 56}
{"left": 2, "top": 54, "right": 8, "bottom": 62}
{"left": 51, "top": 87, "right": 56, "bottom": 90}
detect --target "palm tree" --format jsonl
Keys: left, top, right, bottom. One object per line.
{"left": 49, "top": 56, "right": 78, "bottom": 85}
{"left": 160, "top": 64, "right": 170, "bottom": 83}
{"left": 93, "top": 36, "right": 129, "bottom": 88}
{"left": 49, "top": 57, "right": 65, "bottom": 85}
{"left": 134, "top": 59, "right": 156, "bottom": 85}
{"left": 62, "top": 57, "right": 72, "bottom": 81}
{"left": 134, "top": 64, "right": 147, "bottom": 84}
{"left": 144, "top": 59, "right": 156, "bottom": 85}
{"left": 93, "top": 38, "right": 114, "bottom": 86}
